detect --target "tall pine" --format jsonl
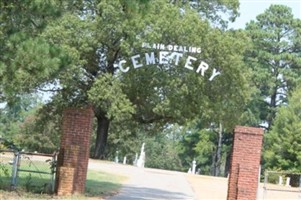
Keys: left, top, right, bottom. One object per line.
{"left": 245, "top": 5, "right": 301, "bottom": 129}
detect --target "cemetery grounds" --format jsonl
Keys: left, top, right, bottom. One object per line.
{"left": 1, "top": 154, "right": 300, "bottom": 199}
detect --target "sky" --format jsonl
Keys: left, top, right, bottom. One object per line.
{"left": 229, "top": 0, "right": 301, "bottom": 29}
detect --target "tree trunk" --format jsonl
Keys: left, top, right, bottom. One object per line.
{"left": 214, "top": 123, "right": 223, "bottom": 176}
{"left": 268, "top": 85, "right": 278, "bottom": 130}
{"left": 93, "top": 113, "right": 110, "bottom": 159}
{"left": 224, "top": 151, "right": 231, "bottom": 177}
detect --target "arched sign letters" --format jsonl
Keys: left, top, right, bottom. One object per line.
{"left": 117, "top": 43, "right": 221, "bottom": 81}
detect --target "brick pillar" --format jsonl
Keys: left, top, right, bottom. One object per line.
{"left": 227, "top": 126, "right": 263, "bottom": 200}
{"left": 56, "top": 107, "right": 94, "bottom": 195}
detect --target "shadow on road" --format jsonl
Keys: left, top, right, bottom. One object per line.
{"left": 107, "top": 185, "right": 193, "bottom": 200}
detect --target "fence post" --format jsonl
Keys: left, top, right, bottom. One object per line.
{"left": 263, "top": 171, "right": 268, "bottom": 200}
{"left": 299, "top": 175, "right": 301, "bottom": 200}
{"left": 11, "top": 151, "right": 20, "bottom": 189}
{"left": 51, "top": 152, "right": 58, "bottom": 193}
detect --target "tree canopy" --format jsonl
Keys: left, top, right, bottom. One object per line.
{"left": 0, "top": 0, "right": 248, "bottom": 159}
{"left": 264, "top": 85, "right": 301, "bottom": 172}
{"left": 245, "top": 5, "right": 301, "bottom": 129}
{"left": 3, "top": 1, "right": 301, "bottom": 176}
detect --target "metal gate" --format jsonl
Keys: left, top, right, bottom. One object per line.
{"left": 0, "top": 150, "right": 57, "bottom": 193}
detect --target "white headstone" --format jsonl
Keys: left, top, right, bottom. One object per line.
{"left": 115, "top": 151, "right": 119, "bottom": 163}
{"left": 192, "top": 159, "right": 197, "bottom": 174}
{"left": 286, "top": 177, "right": 291, "bottom": 187}
{"left": 278, "top": 176, "right": 283, "bottom": 185}
{"left": 137, "top": 143, "right": 145, "bottom": 168}
{"left": 133, "top": 153, "right": 138, "bottom": 166}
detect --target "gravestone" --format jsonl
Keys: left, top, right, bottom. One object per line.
{"left": 192, "top": 159, "right": 197, "bottom": 174}
{"left": 278, "top": 176, "right": 283, "bottom": 185}
{"left": 137, "top": 143, "right": 145, "bottom": 168}
{"left": 115, "top": 151, "right": 119, "bottom": 163}
{"left": 286, "top": 177, "right": 291, "bottom": 187}
{"left": 133, "top": 153, "right": 138, "bottom": 166}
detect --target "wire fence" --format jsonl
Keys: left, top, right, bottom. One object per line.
{"left": 0, "top": 150, "right": 57, "bottom": 194}
{"left": 0, "top": 150, "right": 14, "bottom": 189}
{"left": 262, "top": 171, "right": 301, "bottom": 200}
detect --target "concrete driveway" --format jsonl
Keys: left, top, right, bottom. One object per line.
{"left": 88, "top": 160, "right": 195, "bottom": 200}
{"left": 88, "top": 160, "right": 300, "bottom": 200}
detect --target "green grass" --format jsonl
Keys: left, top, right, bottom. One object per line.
{"left": 86, "top": 170, "right": 127, "bottom": 197}
{"left": 0, "top": 168, "right": 127, "bottom": 199}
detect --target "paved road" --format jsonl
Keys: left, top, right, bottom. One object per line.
{"left": 88, "top": 160, "right": 196, "bottom": 200}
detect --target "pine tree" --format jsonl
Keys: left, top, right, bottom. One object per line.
{"left": 264, "top": 86, "right": 301, "bottom": 172}
{"left": 245, "top": 5, "right": 301, "bottom": 129}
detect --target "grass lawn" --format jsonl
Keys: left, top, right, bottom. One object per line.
{"left": 85, "top": 169, "right": 127, "bottom": 198}
{"left": 0, "top": 169, "right": 127, "bottom": 200}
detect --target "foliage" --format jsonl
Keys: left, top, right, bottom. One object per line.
{"left": 0, "top": 94, "right": 59, "bottom": 153}
{"left": 0, "top": 1, "right": 67, "bottom": 101}
{"left": 33, "top": 0, "right": 251, "bottom": 159}
{"left": 0, "top": 0, "right": 255, "bottom": 169}
{"left": 171, "top": 0, "right": 240, "bottom": 28}
{"left": 245, "top": 5, "right": 301, "bottom": 129}
{"left": 264, "top": 86, "right": 301, "bottom": 172}
{"left": 15, "top": 117, "right": 60, "bottom": 154}
{"left": 0, "top": 168, "right": 126, "bottom": 199}
{"left": 0, "top": 163, "right": 9, "bottom": 181}
{"left": 0, "top": 94, "right": 40, "bottom": 147}
{"left": 88, "top": 73, "right": 135, "bottom": 121}
{"left": 144, "top": 132, "right": 183, "bottom": 171}
{"left": 177, "top": 121, "right": 232, "bottom": 176}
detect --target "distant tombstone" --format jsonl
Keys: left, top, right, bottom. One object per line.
{"left": 192, "top": 159, "right": 197, "bottom": 174}
{"left": 123, "top": 156, "right": 127, "bottom": 164}
{"left": 133, "top": 153, "right": 138, "bottom": 166}
{"left": 188, "top": 168, "right": 192, "bottom": 174}
{"left": 137, "top": 143, "right": 145, "bottom": 168}
{"left": 115, "top": 151, "right": 119, "bottom": 163}
{"left": 278, "top": 176, "right": 283, "bottom": 185}
{"left": 286, "top": 177, "right": 291, "bottom": 187}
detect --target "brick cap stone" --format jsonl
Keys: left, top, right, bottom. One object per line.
{"left": 234, "top": 126, "right": 264, "bottom": 136}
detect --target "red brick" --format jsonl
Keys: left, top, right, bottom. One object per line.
{"left": 227, "top": 126, "right": 263, "bottom": 200}
{"left": 56, "top": 107, "right": 94, "bottom": 196}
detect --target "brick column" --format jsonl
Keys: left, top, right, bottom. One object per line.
{"left": 56, "top": 107, "right": 94, "bottom": 195}
{"left": 227, "top": 126, "right": 263, "bottom": 200}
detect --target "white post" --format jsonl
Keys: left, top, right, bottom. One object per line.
{"left": 123, "top": 156, "right": 127, "bottom": 164}
{"left": 192, "top": 159, "right": 197, "bottom": 174}
{"left": 286, "top": 177, "right": 291, "bottom": 187}
{"left": 133, "top": 153, "right": 138, "bottom": 166}
{"left": 256, "top": 165, "right": 261, "bottom": 200}
{"left": 115, "top": 151, "right": 119, "bottom": 163}
{"left": 137, "top": 143, "right": 145, "bottom": 168}
{"left": 278, "top": 176, "right": 283, "bottom": 185}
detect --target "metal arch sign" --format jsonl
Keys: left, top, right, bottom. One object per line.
{"left": 116, "top": 42, "right": 221, "bottom": 81}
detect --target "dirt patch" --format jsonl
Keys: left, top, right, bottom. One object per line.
{"left": 186, "top": 174, "right": 228, "bottom": 200}
{"left": 186, "top": 174, "right": 301, "bottom": 200}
